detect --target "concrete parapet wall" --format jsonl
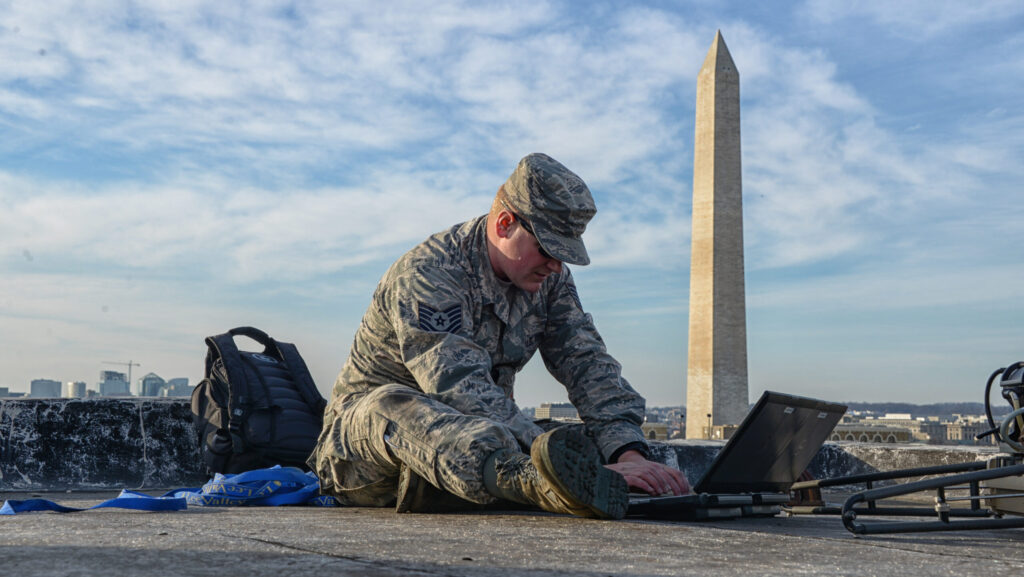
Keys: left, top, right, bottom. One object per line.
{"left": 823, "top": 442, "right": 1001, "bottom": 475}
{"left": 0, "top": 398, "right": 206, "bottom": 490}
{"left": 658, "top": 439, "right": 1001, "bottom": 488}
{"left": 0, "top": 398, "right": 1002, "bottom": 491}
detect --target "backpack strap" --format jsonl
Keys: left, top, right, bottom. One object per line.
{"left": 1, "top": 468, "right": 338, "bottom": 514}
{"left": 205, "top": 327, "right": 273, "bottom": 455}
{"left": 1, "top": 491, "right": 186, "bottom": 515}
{"left": 273, "top": 340, "right": 327, "bottom": 414}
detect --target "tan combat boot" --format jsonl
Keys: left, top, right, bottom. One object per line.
{"left": 487, "top": 426, "right": 629, "bottom": 519}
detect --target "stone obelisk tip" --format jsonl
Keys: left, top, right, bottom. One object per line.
{"left": 701, "top": 30, "right": 737, "bottom": 76}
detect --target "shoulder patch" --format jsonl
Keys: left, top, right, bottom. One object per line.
{"left": 417, "top": 303, "right": 463, "bottom": 333}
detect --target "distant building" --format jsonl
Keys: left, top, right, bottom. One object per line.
{"left": 65, "top": 381, "right": 87, "bottom": 398}
{"left": 535, "top": 402, "right": 579, "bottom": 421}
{"left": 0, "top": 386, "right": 8, "bottom": 397}
{"left": 830, "top": 424, "right": 913, "bottom": 443}
{"left": 641, "top": 421, "right": 669, "bottom": 441}
{"left": 919, "top": 420, "right": 947, "bottom": 444}
{"left": 30, "top": 378, "right": 62, "bottom": 398}
{"left": 873, "top": 414, "right": 932, "bottom": 442}
{"left": 99, "top": 371, "right": 131, "bottom": 396}
{"left": 836, "top": 410, "right": 1000, "bottom": 446}
{"left": 139, "top": 373, "right": 166, "bottom": 397}
{"left": 946, "top": 416, "right": 996, "bottom": 446}
{"left": 162, "top": 378, "right": 192, "bottom": 397}
{"left": 705, "top": 424, "right": 738, "bottom": 441}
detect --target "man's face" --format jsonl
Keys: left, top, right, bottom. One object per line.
{"left": 499, "top": 220, "right": 563, "bottom": 293}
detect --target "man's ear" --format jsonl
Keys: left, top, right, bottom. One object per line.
{"left": 495, "top": 211, "right": 515, "bottom": 239}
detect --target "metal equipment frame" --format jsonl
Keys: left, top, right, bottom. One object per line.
{"left": 774, "top": 362, "right": 1024, "bottom": 535}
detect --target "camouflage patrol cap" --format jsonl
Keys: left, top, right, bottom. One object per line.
{"left": 501, "top": 153, "right": 596, "bottom": 266}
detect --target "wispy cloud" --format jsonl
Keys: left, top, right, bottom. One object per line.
{"left": 803, "top": 0, "right": 1024, "bottom": 38}
{"left": 1, "top": 1, "right": 711, "bottom": 277}
{"left": 0, "top": 170, "right": 489, "bottom": 282}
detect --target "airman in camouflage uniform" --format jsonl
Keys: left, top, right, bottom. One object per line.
{"left": 310, "top": 153, "right": 690, "bottom": 518}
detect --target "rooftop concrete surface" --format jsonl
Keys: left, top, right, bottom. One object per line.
{"left": 2, "top": 490, "right": 1022, "bottom": 577}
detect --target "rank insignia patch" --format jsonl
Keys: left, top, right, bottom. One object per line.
{"left": 418, "top": 303, "right": 463, "bottom": 333}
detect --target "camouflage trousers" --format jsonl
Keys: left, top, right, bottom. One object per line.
{"left": 309, "top": 384, "right": 522, "bottom": 506}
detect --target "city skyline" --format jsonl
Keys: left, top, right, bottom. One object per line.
{"left": 1, "top": 2, "right": 1022, "bottom": 407}
{"left": 4, "top": 369, "right": 192, "bottom": 398}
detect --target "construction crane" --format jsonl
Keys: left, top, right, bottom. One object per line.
{"left": 102, "top": 360, "right": 141, "bottom": 394}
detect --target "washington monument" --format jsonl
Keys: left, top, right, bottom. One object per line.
{"left": 685, "top": 31, "right": 749, "bottom": 440}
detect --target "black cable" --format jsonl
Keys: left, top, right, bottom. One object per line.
{"left": 984, "top": 367, "right": 1005, "bottom": 436}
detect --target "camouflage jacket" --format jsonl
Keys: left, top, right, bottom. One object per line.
{"left": 332, "top": 215, "right": 648, "bottom": 462}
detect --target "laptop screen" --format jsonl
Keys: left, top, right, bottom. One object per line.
{"left": 693, "top": 391, "right": 847, "bottom": 494}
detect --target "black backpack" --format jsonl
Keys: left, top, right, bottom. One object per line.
{"left": 191, "top": 327, "right": 328, "bottom": 475}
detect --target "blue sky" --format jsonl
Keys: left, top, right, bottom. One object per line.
{"left": 1, "top": 1, "right": 1022, "bottom": 408}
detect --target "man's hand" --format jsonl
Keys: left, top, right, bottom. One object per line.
{"left": 604, "top": 450, "right": 691, "bottom": 496}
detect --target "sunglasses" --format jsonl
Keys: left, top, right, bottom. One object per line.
{"left": 515, "top": 216, "right": 554, "bottom": 260}
{"left": 501, "top": 199, "right": 554, "bottom": 260}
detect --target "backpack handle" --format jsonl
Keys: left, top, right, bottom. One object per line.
{"left": 203, "top": 326, "right": 273, "bottom": 377}
{"left": 227, "top": 326, "right": 274, "bottom": 351}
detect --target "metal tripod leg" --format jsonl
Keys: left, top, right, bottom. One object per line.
{"left": 841, "top": 463, "right": 1024, "bottom": 535}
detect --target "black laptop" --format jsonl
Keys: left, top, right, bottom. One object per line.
{"left": 628, "top": 391, "right": 847, "bottom": 520}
